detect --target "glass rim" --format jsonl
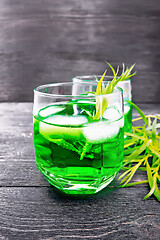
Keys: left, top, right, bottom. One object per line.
{"left": 34, "top": 82, "right": 123, "bottom": 98}
{"left": 73, "top": 75, "right": 131, "bottom": 83}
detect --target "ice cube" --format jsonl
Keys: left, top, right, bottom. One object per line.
{"left": 39, "top": 106, "right": 65, "bottom": 118}
{"left": 83, "top": 121, "right": 120, "bottom": 143}
{"left": 103, "top": 107, "right": 121, "bottom": 121}
{"left": 39, "top": 115, "right": 88, "bottom": 141}
{"left": 43, "top": 115, "right": 88, "bottom": 126}
{"left": 40, "top": 122, "right": 84, "bottom": 141}
{"left": 118, "top": 117, "right": 124, "bottom": 128}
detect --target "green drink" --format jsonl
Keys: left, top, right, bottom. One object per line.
{"left": 33, "top": 83, "right": 124, "bottom": 195}
{"left": 124, "top": 102, "right": 132, "bottom": 134}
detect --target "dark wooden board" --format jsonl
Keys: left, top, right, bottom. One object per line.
{"left": 0, "top": 102, "right": 160, "bottom": 239}
{"left": 0, "top": 187, "right": 160, "bottom": 240}
{"left": 0, "top": 1, "right": 160, "bottom": 102}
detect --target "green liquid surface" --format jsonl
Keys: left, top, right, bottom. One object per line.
{"left": 33, "top": 102, "right": 124, "bottom": 194}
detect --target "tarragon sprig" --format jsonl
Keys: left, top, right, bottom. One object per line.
{"left": 104, "top": 61, "right": 136, "bottom": 93}
{"left": 93, "top": 62, "right": 136, "bottom": 120}
{"left": 119, "top": 102, "right": 160, "bottom": 201}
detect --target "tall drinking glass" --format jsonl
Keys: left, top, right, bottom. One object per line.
{"left": 73, "top": 76, "right": 132, "bottom": 135}
{"left": 33, "top": 82, "right": 124, "bottom": 195}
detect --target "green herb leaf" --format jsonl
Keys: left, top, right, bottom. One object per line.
{"left": 80, "top": 142, "right": 92, "bottom": 160}
{"left": 96, "top": 70, "right": 107, "bottom": 95}
{"left": 51, "top": 139, "right": 81, "bottom": 154}
{"left": 152, "top": 118, "right": 157, "bottom": 147}
{"left": 126, "top": 100, "right": 148, "bottom": 126}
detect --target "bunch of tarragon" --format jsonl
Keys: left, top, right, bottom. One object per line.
{"left": 95, "top": 62, "right": 160, "bottom": 201}
{"left": 119, "top": 102, "right": 160, "bottom": 201}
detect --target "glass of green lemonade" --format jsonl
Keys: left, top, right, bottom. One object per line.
{"left": 33, "top": 82, "right": 124, "bottom": 195}
{"left": 73, "top": 76, "right": 132, "bottom": 135}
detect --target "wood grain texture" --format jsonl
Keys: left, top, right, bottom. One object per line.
{"left": 0, "top": 187, "right": 160, "bottom": 240}
{"left": 0, "top": 1, "right": 160, "bottom": 102}
{"left": 0, "top": 102, "right": 160, "bottom": 239}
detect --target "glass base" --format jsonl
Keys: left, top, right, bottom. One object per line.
{"left": 38, "top": 165, "right": 116, "bottom": 195}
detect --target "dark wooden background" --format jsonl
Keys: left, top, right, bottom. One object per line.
{"left": 0, "top": 0, "right": 160, "bottom": 103}
{"left": 0, "top": 2, "right": 160, "bottom": 239}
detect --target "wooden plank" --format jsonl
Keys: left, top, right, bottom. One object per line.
{"left": 0, "top": 160, "right": 50, "bottom": 187}
{"left": 0, "top": 187, "right": 159, "bottom": 240}
{"left": 0, "top": 1, "right": 160, "bottom": 102}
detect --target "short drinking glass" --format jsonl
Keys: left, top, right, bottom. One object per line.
{"left": 33, "top": 82, "right": 124, "bottom": 195}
